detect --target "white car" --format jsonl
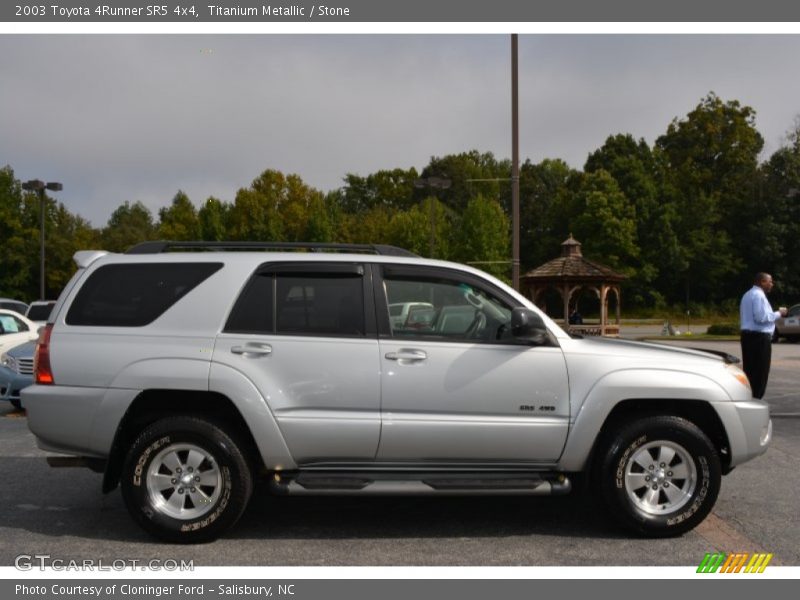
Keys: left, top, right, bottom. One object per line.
{"left": 388, "top": 301, "right": 434, "bottom": 330}
{"left": 0, "top": 309, "right": 40, "bottom": 354}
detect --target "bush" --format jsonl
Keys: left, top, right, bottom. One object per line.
{"left": 706, "top": 323, "right": 739, "bottom": 336}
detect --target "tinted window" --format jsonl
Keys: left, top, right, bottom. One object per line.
{"left": 276, "top": 274, "right": 364, "bottom": 336}
{"left": 224, "top": 273, "right": 274, "bottom": 334}
{"left": 66, "top": 263, "right": 222, "bottom": 326}
{"left": 27, "top": 302, "right": 55, "bottom": 321}
{"left": 0, "top": 301, "right": 28, "bottom": 315}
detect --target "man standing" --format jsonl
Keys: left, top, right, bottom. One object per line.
{"left": 739, "top": 273, "right": 788, "bottom": 399}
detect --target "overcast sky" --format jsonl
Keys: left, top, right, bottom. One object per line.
{"left": 2, "top": 34, "right": 800, "bottom": 226}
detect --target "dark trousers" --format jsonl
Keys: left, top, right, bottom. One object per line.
{"left": 740, "top": 330, "right": 772, "bottom": 399}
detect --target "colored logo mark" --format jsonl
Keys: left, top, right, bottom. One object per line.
{"left": 697, "top": 552, "right": 773, "bottom": 573}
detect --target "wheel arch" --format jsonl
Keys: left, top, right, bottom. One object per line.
{"left": 581, "top": 398, "right": 733, "bottom": 480}
{"left": 103, "top": 389, "right": 265, "bottom": 493}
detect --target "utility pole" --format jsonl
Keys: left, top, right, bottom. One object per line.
{"left": 511, "top": 34, "right": 521, "bottom": 291}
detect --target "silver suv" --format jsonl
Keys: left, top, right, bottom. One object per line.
{"left": 23, "top": 241, "right": 771, "bottom": 543}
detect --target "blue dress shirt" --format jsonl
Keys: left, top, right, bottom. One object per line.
{"left": 740, "top": 286, "right": 781, "bottom": 333}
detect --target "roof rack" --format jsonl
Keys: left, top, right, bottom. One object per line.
{"left": 126, "top": 240, "right": 418, "bottom": 258}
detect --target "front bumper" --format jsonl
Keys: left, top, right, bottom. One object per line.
{"left": 713, "top": 398, "right": 772, "bottom": 468}
{"left": 0, "top": 365, "right": 31, "bottom": 404}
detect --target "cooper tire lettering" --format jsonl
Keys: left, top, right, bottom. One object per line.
{"left": 598, "top": 416, "right": 721, "bottom": 538}
{"left": 120, "top": 416, "right": 252, "bottom": 543}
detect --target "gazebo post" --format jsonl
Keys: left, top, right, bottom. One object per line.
{"left": 600, "top": 285, "right": 608, "bottom": 335}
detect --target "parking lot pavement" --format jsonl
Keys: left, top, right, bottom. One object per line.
{"left": 0, "top": 340, "right": 797, "bottom": 566}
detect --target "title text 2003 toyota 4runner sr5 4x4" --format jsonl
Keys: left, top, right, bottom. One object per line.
{"left": 23, "top": 241, "right": 771, "bottom": 543}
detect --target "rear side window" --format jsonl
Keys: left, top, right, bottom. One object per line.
{"left": 27, "top": 302, "right": 55, "bottom": 321}
{"left": 66, "top": 263, "right": 222, "bottom": 327}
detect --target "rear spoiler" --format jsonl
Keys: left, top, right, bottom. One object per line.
{"left": 73, "top": 250, "right": 109, "bottom": 269}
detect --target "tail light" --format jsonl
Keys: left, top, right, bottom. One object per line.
{"left": 34, "top": 323, "right": 54, "bottom": 385}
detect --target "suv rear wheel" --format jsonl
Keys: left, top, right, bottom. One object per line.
{"left": 121, "top": 416, "right": 253, "bottom": 543}
{"left": 598, "top": 415, "right": 721, "bottom": 537}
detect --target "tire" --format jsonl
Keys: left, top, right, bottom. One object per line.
{"left": 772, "top": 330, "right": 780, "bottom": 344}
{"left": 10, "top": 399, "right": 22, "bottom": 410}
{"left": 121, "top": 416, "right": 253, "bottom": 543}
{"left": 598, "top": 415, "right": 721, "bottom": 538}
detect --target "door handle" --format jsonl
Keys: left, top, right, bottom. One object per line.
{"left": 385, "top": 349, "right": 428, "bottom": 362}
{"left": 231, "top": 343, "right": 272, "bottom": 357}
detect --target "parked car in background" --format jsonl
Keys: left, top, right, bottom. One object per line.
{"left": 0, "top": 341, "right": 35, "bottom": 410}
{"left": 0, "top": 298, "right": 28, "bottom": 316}
{"left": 25, "top": 300, "right": 57, "bottom": 326}
{"left": 0, "top": 309, "right": 40, "bottom": 354}
{"left": 774, "top": 303, "right": 800, "bottom": 343}
{"left": 388, "top": 301, "right": 433, "bottom": 329}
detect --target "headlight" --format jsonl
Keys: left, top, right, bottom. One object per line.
{"left": 726, "top": 364, "right": 751, "bottom": 390}
{"left": 0, "top": 353, "right": 15, "bottom": 371}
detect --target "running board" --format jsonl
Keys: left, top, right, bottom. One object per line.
{"left": 269, "top": 471, "right": 571, "bottom": 496}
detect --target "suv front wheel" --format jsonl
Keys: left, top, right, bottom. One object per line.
{"left": 598, "top": 415, "right": 721, "bottom": 537}
{"left": 121, "top": 416, "right": 253, "bottom": 543}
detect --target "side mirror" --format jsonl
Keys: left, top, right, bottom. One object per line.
{"left": 511, "top": 308, "right": 549, "bottom": 344}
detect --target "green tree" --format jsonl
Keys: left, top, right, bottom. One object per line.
{"left": 419, "top": 150, "right": 511, "bottom": 213}
{"left": 0, "top": 166, "right": 31, "bottom": 299}
{"left": 519, "top": 158, "right": 577, "bottom": 271}
{"left": 46, "top": 205, "right": 100, "bottom": 296}
{"left": 227, "top": 170, "right": 326, "bottom": 242}
{"left": 656, "top": 93, "right": 763, "bottom": 302}
{"left": 101, "top": 201, "right": 157, "bottom": 252}
{"left": 340, "top": 168, "right": 419, "bottom": 213}
{"left": 755, "top": 118, "right": 800, "bottom": 301}
{"left": 571, "top": 170, "right": 639, "bottom": 279}
{"left": 585, "top": 134, "right": 673, "bottom": 305}
{"left": 158, "top": 191, "right": 200, "bottom": 240}
{"left": 455, "top": 195, "right": 510, "bottom": 280}
{"left": 198, "top": 197, "right": 230, "bottom": 241}
{"left": 386, "top": 197, "right": 454, "bottom": 259}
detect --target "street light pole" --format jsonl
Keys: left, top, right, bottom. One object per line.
{"left": 22, "top": 179, "right": 62, "bottom": 300}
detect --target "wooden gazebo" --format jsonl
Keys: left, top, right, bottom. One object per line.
{"left": 520, "top": 236, "right": 626, "bottom": 336}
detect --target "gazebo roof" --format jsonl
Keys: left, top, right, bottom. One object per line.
{"left": 521, "top": 235, "right": 626, "bottom": 283}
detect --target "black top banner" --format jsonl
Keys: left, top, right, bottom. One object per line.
{"left": 4, "top": 0, "right": 800, "bottom": 22}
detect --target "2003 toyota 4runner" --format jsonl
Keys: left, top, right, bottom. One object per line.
{"left": 23, "top": 241, "right": 771, "bottom": 543}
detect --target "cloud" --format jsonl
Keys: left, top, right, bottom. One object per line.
{"left": 2, "top": 34, "right": 799, "bottom": 226}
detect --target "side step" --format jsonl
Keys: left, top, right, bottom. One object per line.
{"left": 269, "top": 471, "right": 571, "bottom": 497}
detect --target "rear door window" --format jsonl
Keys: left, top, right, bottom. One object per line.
{"left": 224, "top": 263, "right": 370, "bottom": 338}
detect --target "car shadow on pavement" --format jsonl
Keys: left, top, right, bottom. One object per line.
{"left": 229, "top": 479, "right": 625, "bottom": 541}
{"left": 0, "top": 458, "right": 627, "bottom": 545}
